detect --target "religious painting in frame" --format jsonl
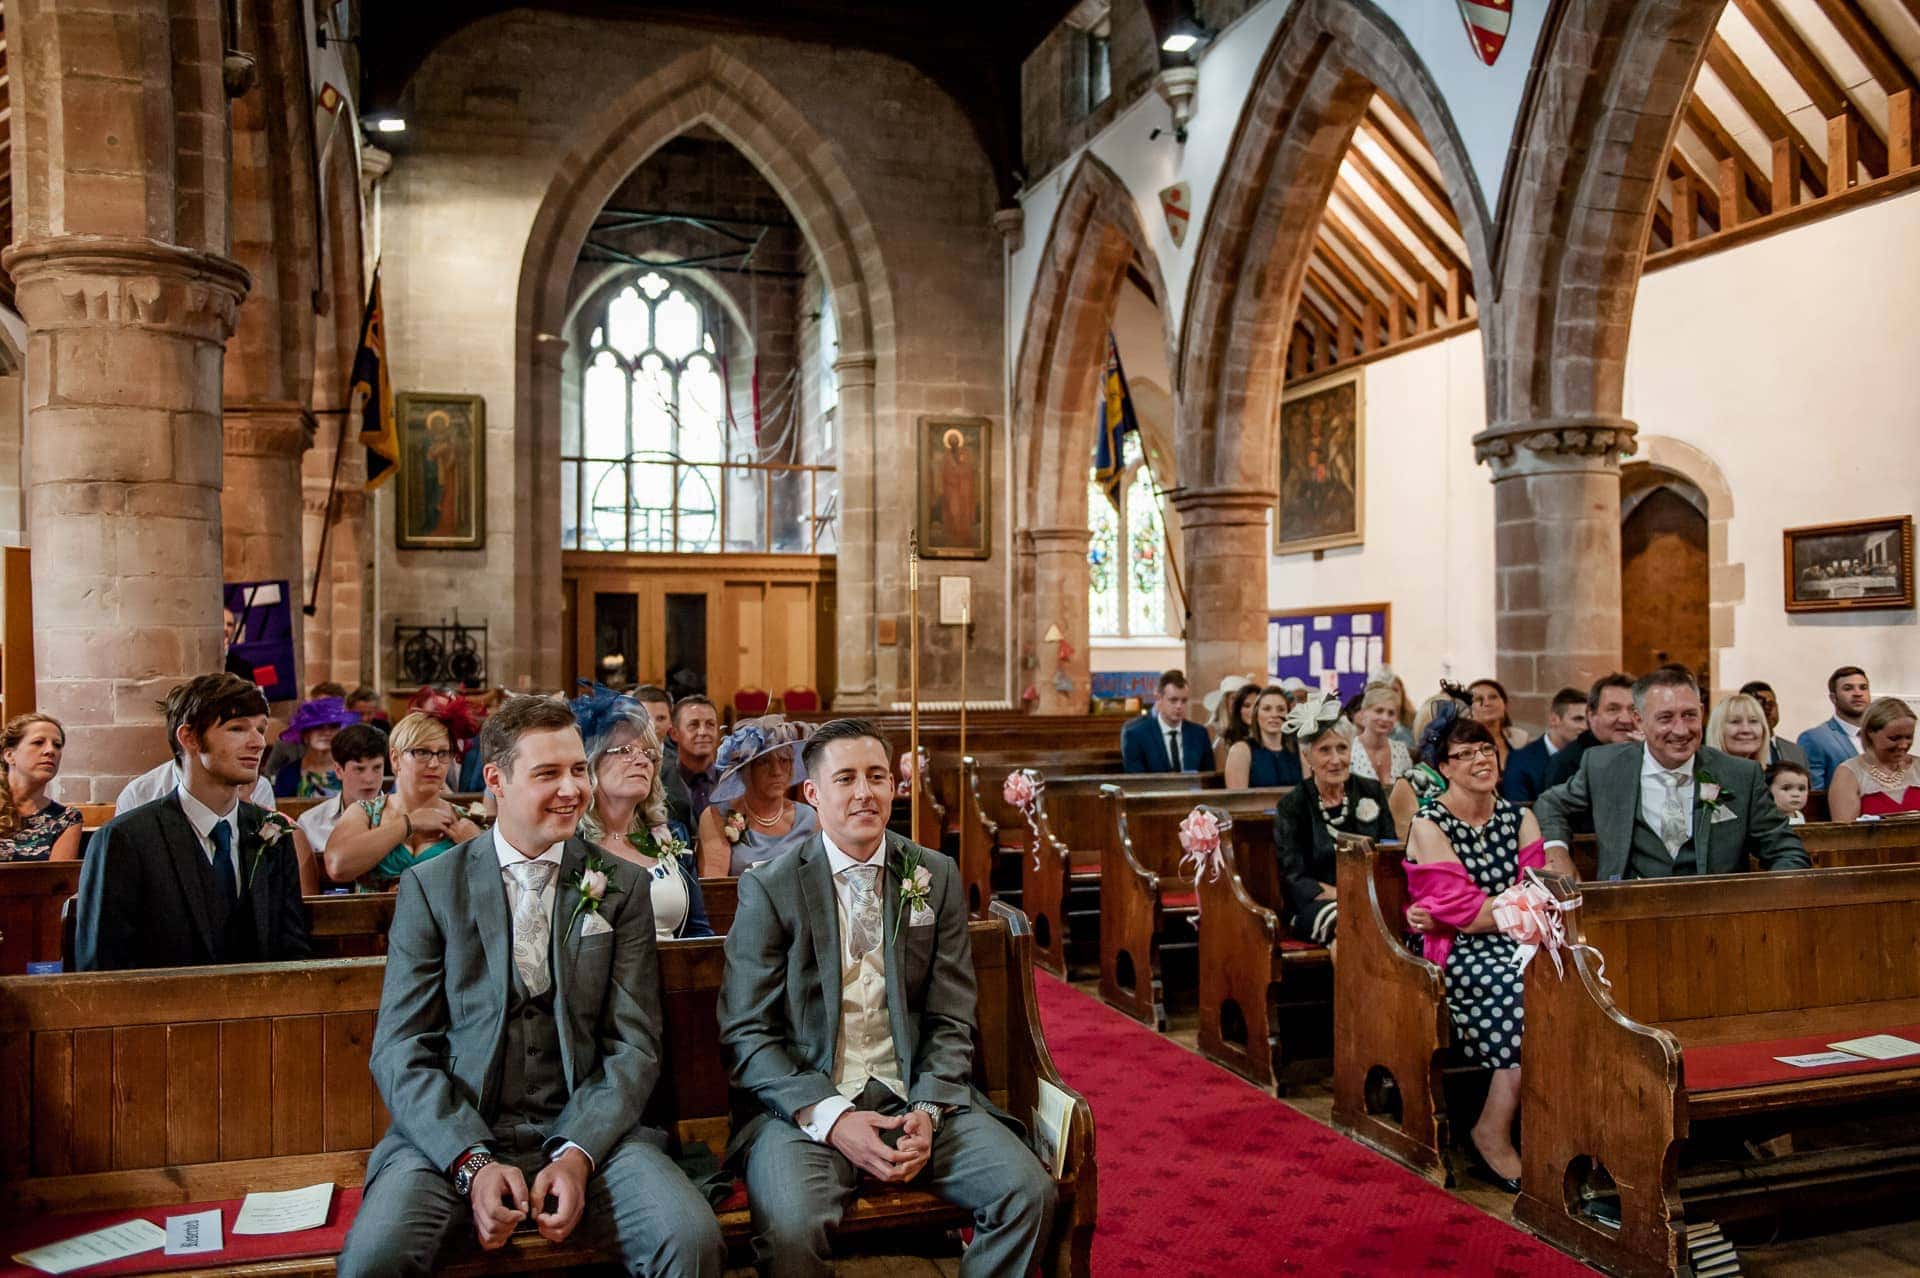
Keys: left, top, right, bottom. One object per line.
{"left": 1783, "top": 516, "right": 1914, "bottom": 613}
{"left": 395, "top": 392, "right": 486, "bottom": 551}
{"left": 917, "top": 415, "right": 991, "bottom": 560}
{"left": 1275, "top": 368, "right": 1364, "bottom": 555}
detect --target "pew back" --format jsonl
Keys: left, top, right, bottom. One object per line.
{"left": 0, "top": 863, "right": 80, "bottom": 972}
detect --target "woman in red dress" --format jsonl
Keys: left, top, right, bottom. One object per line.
{"left": 1828, "top": 697, "right": 1919, "bottom": 820}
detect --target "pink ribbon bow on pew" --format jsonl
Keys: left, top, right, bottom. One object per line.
{"left": 1177, "top": 807, "right": 1225, "bottom": 921}
{"left": 1487, "top": 868, "right": 1612, "bottom": 990}
{"left": 1002, "top": 770, "right": 1046, "bottom": 870}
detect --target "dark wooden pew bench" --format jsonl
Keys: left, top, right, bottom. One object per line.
{"left": 0, "top": 862, "right": 81, "bottom": 973}
{"left": 0, "top": 905, "right": 1094, "bottom": 1277}
{"left": 956, "top": 749, "right": 1127, "bottom": 919}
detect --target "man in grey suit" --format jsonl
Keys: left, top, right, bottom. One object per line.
{"left": 1538, "top": 667, "right": 1809, "bottom": 881}
{"left": 718, "top": 718, "right": 1056, "bottom": 1277}
{"left": 337, "top": 697, "right": 722, "bottom": 1277}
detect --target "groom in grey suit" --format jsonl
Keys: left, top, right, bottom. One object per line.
{"left": 718, "top": 718, "right": 1056, "bottom": 1277}
{"left": 337, "top": 697, "right": 722, "bottom": 1277}
{"left": 1538, "top": 667, "right": 1809, "bottom": 881}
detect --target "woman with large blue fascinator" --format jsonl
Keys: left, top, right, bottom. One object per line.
{"left": 696, "top": 715, "right": 820, "bottom": 878}
{"left": 570, "top": 681, "right": 712, "bottom": 939}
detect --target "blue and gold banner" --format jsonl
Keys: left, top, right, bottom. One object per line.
{"left": 1092, "top": 331, "right": 1139, "bottom": 510}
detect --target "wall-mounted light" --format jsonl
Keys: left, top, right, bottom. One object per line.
{"left": 1160, "top": 12, "right": 1210, "bottom": 56}
{"left": 370, "top": 116, "right": 407, "bottom": 134}
{"left": 1155, "top": 67, "right": 1199, "bottom": 144}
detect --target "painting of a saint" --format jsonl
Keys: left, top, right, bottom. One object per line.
{"left": 396, "top": 393, "right": 486, "bottom": 550}
{"left": 918, "top": 416, "right": 991, "bottom": 559}
{"left": 1275, "top": 371, "right": 1364, "bottom": 554}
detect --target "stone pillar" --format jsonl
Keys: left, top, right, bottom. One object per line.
{"left": 832, "top": 352, "right": 880, "bottom": 709}
{"left": 1173, "top": 487, "right": 1271, "bottom": 695}
{"left": 222, "top": 402, "right": 314, "bottom": 617}
{"left": 1472, "top": 417, "right": 1638, "bottom": 727}
{"left": 1026, "top": 527, "right": 1092, "bottom": 714}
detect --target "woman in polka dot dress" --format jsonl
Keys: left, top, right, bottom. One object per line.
{"left": 1403, "top": 708, "right": 1546, "bottom": 1192}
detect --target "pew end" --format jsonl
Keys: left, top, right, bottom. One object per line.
{"left": 1096, "top": 784, "right": 1191, "bottom": 1030}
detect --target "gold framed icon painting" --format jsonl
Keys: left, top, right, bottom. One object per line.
{"left": 1274, "top": 369, "right": 1364, "bottom": 555}
{"left": 917, "top": 415, "right": 992, "bottom": 560}
{"left": 396, "top": 392, "right": 486, "bottom": 550}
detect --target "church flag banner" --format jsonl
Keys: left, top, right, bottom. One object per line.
{"left": 352, "top": 266, "right": 398, "bottom": 490}
{"left": 1092, "top": 332, "right": 1139, "bottom": 511}
{"left": 1456, "top": 0, "right": 1512, "bottom": 66}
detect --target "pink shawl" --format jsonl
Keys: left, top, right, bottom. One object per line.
{"left": 1404, "top": 840, "right": 1545, "bottom": 969}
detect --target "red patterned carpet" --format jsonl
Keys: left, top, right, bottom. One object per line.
{"left": 1033, "top": 974, "right": 1593, "bottom": 1276}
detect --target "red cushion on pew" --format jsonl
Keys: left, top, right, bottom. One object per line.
{"left": 718, "top": 1178, "right": 750, "bottom": 1214}
{"left": 1069, "top": 867, "right": 1100, "bottom": 880}
{"left": 1682, "top": 1022, "right": 1920, "bottom": 1093}
{"left": 1278, "top": 938, "right": 1323, "bottom": 953}
{"left": 1161, "top": 890, "right": 1198, "bottom": 910}
{"left": 0, "top": 1188, "right": 361, "bottom": 1278}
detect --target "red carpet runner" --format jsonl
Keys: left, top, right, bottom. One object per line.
{"left": 1034, "top": 974, "right": 1593, "bottom": 1275}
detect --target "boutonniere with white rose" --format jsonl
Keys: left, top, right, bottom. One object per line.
{"left": 895, "top": 844, "right": 934, "bottom": 930}
{"left": 1695, "top": 770, "right": 1738, "bottom": 824}
{"left": 722, "top": 810, "right": 748, "bottom": 845}
{"left": 565, "top": 850, "right": 623, "bottom": 933}
{"left": 250, "top": 811, "right": 299, "bottom": 888}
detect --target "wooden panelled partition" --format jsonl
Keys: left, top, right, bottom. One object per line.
{"left": 0, "top": 546, "right": 31, "bottom": 721}
{"left": 562, "top": 551, "right": 834, "bottom": 712}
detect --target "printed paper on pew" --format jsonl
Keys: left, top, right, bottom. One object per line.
{"left": 1775, "top": 1051, "right": 1867, "bottom": 1068}
{"left": 1826, "top": 1034, "right": 1920, "bottom": 1061}
{"left": 1032, "top": 1079, "right": 1075, "bottom": 1178}
{"left": 13, "top": 1219, "right": 165, "bottom": 1274}
{"left": 164, "top": 1209, "right": 223, "bottom": 1256}
{"left": 233, "top": 1182, "right": 334, "bottom": 1235}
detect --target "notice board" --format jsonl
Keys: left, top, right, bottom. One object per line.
{"left": 1267, "top": 602, "right": 1390, "bottom": 704}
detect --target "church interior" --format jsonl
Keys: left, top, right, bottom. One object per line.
{"left": 2, "top": 0, "right": 1920, "bottom": 1273}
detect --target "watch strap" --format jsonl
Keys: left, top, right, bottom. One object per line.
{"left": 911, "top": 1101, "right": 944, "bottom": 1131}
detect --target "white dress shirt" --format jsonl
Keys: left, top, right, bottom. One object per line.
{"left": 1639, "top": 748, "right": 1696, "bottom": 844}
{"left": 297, "top": 793, "right": 353, "bottom": 853}
{"left": 1841, "top": 718, "right": 1864, "bottom": 753}
{"left": 121, "top": 760, "right": 275, "bottom": 813}
{"left": 1158, "top": 714, "right": 1185, "bottom": 770}
{"left": 490, "top": 827, "right": 589, "bottom": 1168}
{"left": 795, "top": 831, "right": 909, "bottom": 1144}
{"left": 174, "top": 783, "right": 244, "bottom": 898}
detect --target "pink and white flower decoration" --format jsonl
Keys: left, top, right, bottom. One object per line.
{"left": 1002, "top": 770, "right": 1037, "bottom": 810}
{"left": 1178, "top": 807, "right": 1225, "bottom": 920}
{"left": 1491, "top": 869, "right": 1611, "bottom": 988}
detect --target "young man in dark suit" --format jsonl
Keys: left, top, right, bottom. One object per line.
{"left": 1500, "top": 686, "right": 1588, "bottom": 802}
{"left": 1120, "top": 669, "right": 1216, "bottom": 774}
{"left": 75, "top": 673, "right": 311, "bottom": 970}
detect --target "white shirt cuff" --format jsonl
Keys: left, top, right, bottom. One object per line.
{"left": 551, "top": 1140, "right": 594, "bottom": 1171}
{"left": 797, "top": 1096, "right": 854, "bottom": 1144}
{"left": 1544, "top": 840, "right": 1568, "bottom": 852}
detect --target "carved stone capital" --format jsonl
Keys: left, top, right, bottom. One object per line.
{"left": 2, "top": 236, "right": 252, "bottom": 342}
{"left": 990, "top": 208, "right": 1025, "bottom": 252}
{"left": 224, "top": 402, "right": 318, "bottom": 458}
{"left": 1168, "top": 485, "right": 1273, "bottom": 528}
{"left": 1472, "top": 416, "right": 1638, "bottom": 478}
{"left": 833, "top": 351, "right": 878, "bottom": 388}
{"left": 532, "top": 332, "right": 569, "bottom": 367}
{"left": 1026, "top": 526, "right": 1092, "bottom": 555}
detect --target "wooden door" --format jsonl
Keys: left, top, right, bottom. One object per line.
{"left": 1621, "top": 486, "right": 1708, "bottom": 679}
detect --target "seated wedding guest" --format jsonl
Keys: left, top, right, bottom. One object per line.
{"left": 296, "top": 723, "right": 390, "bottom": 860}
{"left": 1214, "top": 683, "right": 1262, "bottom": 759}
{"left": 324, "top": 711, "right": 482, "bottom": 889}
{"left": 1404, "top": 706, "right": 1545, "bottom": 1191}
{"left": 672, "top": 695, "right": 723, "bottom": 825}
{"left": 344, "top": 685, "right": 389, "bottom": 731}
{"left": 1798, "top": 666, "right": 1873, "bottom": 789}
{"left": 716, "top": 718, "right": 1056, "bottom": 1277}
{"left": 1387, "top": 671, "right": 1417, "bottom": 747}
{"left": 698, "top": 717, "right": 819, "bottom": 877}
{"left": 335, "top": 696, "right": 723, "bottom": 1278}
{"left": 1827, "top": 697, "right": 1919, "bottom": 821}
{"left": 1350, "top": 684, "right": 1413, "bottom": 786}
{"left": 272, "top": 696, "right": 360, "bottom": 797}
{"left": 1279, "top": 676, "right": 1310, "bottom": 707}
{"left": 403, "top": 687, "right": 486, "bottom": 792}
{"left": 635, "top": 683, "right": 694, "bottom": 828}
{"left": 573, "top": 685, "right": 712, "bottom": 940}
{"left": 1502, "top": 687, "right": 1587, "bottom": 803}
{"left": 1121, "top": 669, "right": 1214, "bottom": 774}
{"left": 74, "top": 674, "right": 311, "bottom": 970}
{"left": 117, "top": 681, "right": 278, "bottom": 812}
{"left": 1542, "top": 672, "right": 1639, "bottom": 789}
{"left": 1538, "top": 667, "right": 1808, "bottom": 880}
{"left": 1767, "top": 759, "right": 1812, "bottom": 825}
{"left": 1389, "top": 687, "right": 1474, "bottom": 837}
{"left": 1739, "top": 681, "right": 1807, "bottom": 767}
{"left": 0, "top": 714, "right": 82, "bottom": 862}
{"left": 1272, "top": 693, "right": 1396, "bottom": 945}
{"left": 1468, "top": 678, "right": 1527, "bottom": 772}
{"left": 1202, "top": 674, "right": 1253, "bottom": 756}
{"left": 1705, "top": 691, "right": 1774, "bottom": 768}
{"left": 1224, "top": 685, "right": 1305, "bottom": 788}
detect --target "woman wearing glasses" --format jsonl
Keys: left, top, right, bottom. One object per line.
{"left": 323, "top": 711, "right": 481, "bottom": 889}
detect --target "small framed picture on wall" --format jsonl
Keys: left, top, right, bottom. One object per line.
{"left": 917, "top": 415, "right": 992, "bottom": 560}
{"left": 396, "top": 392, "right": 486, "bottom": 551}
{"left": 1782, "top": 516, "right": 1914, "bottom": 613}
{"left": 1275, "top": 368, "right": 1364, "bottom": 555}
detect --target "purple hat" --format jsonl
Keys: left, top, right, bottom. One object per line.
{"left": 281, "top": 696, "right": 361, "bottom": 743}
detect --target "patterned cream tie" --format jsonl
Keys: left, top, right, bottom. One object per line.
{"left": 1659, "top": 771, "right": 1690, "bottom": 856}
{"left": 505, "top": 860, "right": 559, "bottom": 995}
{"left": 845, "top": 863, "right": 883, "bottom": 959}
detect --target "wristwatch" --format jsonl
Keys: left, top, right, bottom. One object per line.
{"left": 911, "top": 1101, "right": 944, "bottom": 1132}
{"left": 451, "top": 1146, "right": 496, "bottom": 1197}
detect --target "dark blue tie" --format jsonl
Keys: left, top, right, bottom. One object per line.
{"left": 210, "top": 820, "right": 238, "bottom": 902}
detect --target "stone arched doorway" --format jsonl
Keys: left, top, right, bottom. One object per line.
{"left": 1623, "top": 436, "right": 1740, "bottom": 692}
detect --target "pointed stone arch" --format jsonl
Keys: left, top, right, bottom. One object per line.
{"left": 1622, "top": 436, "right": 1740, "bottom": 692}
{"left": 1009, "top": 151, "right": 1174, "bottom": 712}
{"left": 514, "top": 45, "right": 895, "bottom": 698}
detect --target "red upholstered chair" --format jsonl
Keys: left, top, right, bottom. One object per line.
{"left": 782, "top": 686, "right": 820, "bottom": 714}
{"left": 734, "top": 687, "right": 771, "bottom": 717}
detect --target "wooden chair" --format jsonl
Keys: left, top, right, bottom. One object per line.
{"left": 733, "top": 687, "right": 771, "bottom": 717}
{"left": 780, "top": 686, "right": 820, "bottom": 713}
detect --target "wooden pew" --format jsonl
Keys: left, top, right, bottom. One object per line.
{"left": 700, "top": 876, "right": 739, "bottom": 936}
{"left": 0, "top": 906, "right": 1095, "bottom": 1276}
{"left": 0, "top": 862, "right": 82, "bottom": 972}
{"left": 954, "top": 750, "right": 1127, "bottom": 920}
{"left": 1516, "top": 863, "right": 1920, "bottom": 1277}
{"left": 1097, "top": 785, "right": 1291, "bottom": 1030}
{"left": 1194, "top": 808, "right": 1331, "bottom": 1091}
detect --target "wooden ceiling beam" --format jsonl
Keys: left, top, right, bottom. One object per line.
{"left": 1705, "top": 35, "right": 1829, "bottom": 198}
{"left": 1731, "top": 0, "right": 1888, "bottom": 176}
{"left": 1303, "top": 263, "right": 1366, "bottom": 329}
{"left": 1319, "top": 210, "right": 1418, "bottom": 310}
{"left": 1682, "top": 97, "right": 1773, "bottom": 214}
{"left": 1330, "top": 177, "right": 1446, "bottom": 297}
{"left": 1668, "top": 153, "right": 1723, "bottom": 236}
{"left": 1808, "top": 0, "right": 1918, "bottom": 95}
{"left": 1341, "top": 147, "right": 1472, "bottom": 280}
{"left": 1355, "top": 115, "right": 1463, "bottom": 234}
{"left": 1311, "top": 242, "right": 1384, "bottom": 323}
{"left": 1292, "top": 287, "right": 1337, "bottom": 336}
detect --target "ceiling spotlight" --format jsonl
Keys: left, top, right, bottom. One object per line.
{"left": 1160, "top": 13, "right": 1209, "bottom": 56}
{"left": 1161, "top": 31, "right": 1199, "bottom": 54}
{"left": 372, "top": 116, "right": 407, "bottom": 134}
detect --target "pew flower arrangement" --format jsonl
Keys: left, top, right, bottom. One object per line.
{"left": 566, "top": 850, "right": 623, "bottom": 932}
{"left": 1002, "top": 770, "right": 1048, "bottom": 871}
{"left": 896, "top": 749, "right": 931, "bottom": 798}
{"left": 1177, "top": 807, "right": 1225, "bottom": 920}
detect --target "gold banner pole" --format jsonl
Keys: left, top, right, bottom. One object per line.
{"left": 959, "top": 594, "right": 969, "bottom": 762}
{"left": 908, "top": 531, "right": 922, "bottom": 848}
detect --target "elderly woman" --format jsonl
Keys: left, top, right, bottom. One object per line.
{"left": 573, "top": 685, "right": 712, "bottom": 939}
{"left": 1705, "top": 692, "right": 1774, "bottom": 766}
{"left": 324, "top": 710, "right": 482, "bottom": 889}
{"left": 0, "top": 714, "right": 82, "bottom": 862}
{"left": 1829, "top": 697, "right": 1920, "bottom": 821}
{"left": 1404, "top": 707, "right": 1546, "bottom": 1192}
{"left": 1271, "top": 693, "right": 1396, "bottom": 946}
{"left": 1350, "top": 684, "right": 1413, "bottom": 786}
{"left": 697, "top": 716, "right": 819, "bottom": 877}
{"left": 1224, "top": 685, "right": 1304, "bottom": 788}
{"left": 272, "top": 696, "right": 360, "bottom": 797}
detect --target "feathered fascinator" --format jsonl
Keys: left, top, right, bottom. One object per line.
{"left": 1417, "top": 680, "right": 1476, "bottom": 769}
{"left": 406, "top": 687, "right": 484, "bottom": 749}
{"left": 1283, "top": 691, "right": 1344, "bottom": 742}
{"left": 570, "top": 681, "right": 645, "bottom": 753}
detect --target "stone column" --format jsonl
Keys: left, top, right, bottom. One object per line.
{"left": 1472, "top": 417, "right": 1638, "bottom": 727}
{"left": 222, "top": 403, "right": 314, "bottom": 603}
{"left": 1173, "top": 487, "right": 1271, "bottom": 695}
{"left": 1026, "top": 527, "right": 1092, "bottom": 714}
{"left": 832, "top": 352, "right": 880, "bottom": 710}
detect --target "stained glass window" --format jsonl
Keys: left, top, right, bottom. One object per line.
{"left": 1087, "top": 433, "right": 1171, "bottom": 637}
{"left": 1087, "top": 479, "right": 1119, "bottom": 635}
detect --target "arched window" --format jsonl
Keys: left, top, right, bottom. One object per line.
{"left": 563, "top": 271, "right": 729, "bottom": 551}
{"left": 1087, "top": 433, "right": 1168, "bottom": 637}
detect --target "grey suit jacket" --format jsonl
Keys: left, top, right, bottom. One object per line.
{"left": 1536, "top": 742, "right": 1810, "bottom": 880}
{"left": 717, "top": 832, "right": 994, "bottom": 1160}
{"left": 364, "top": 831, "right": 663, "bottom": 1185}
